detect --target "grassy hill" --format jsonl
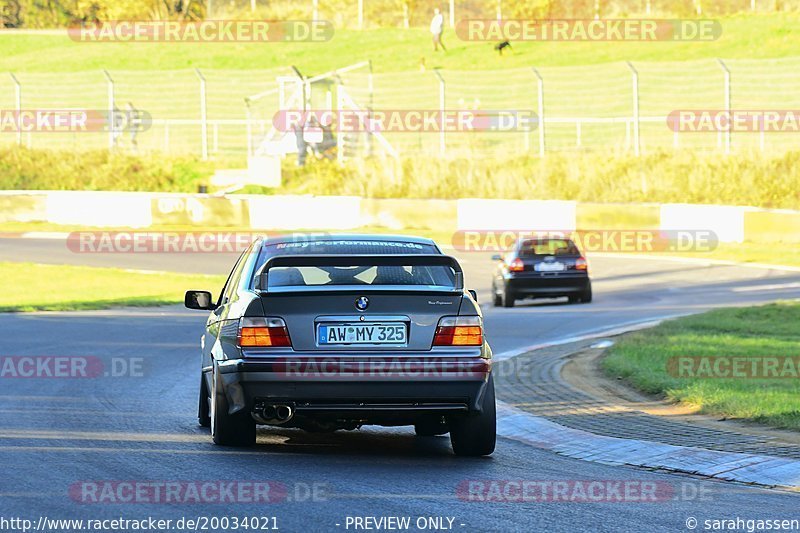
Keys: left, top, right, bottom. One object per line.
{"left": 0, "top": 14, "right": 798, "bottom": 74}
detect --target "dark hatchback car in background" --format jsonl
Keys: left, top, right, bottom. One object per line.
{"left": 185, "top": 234, "right": 496, "bottom": 456}
{"left": 491, "top": 237, "right": 592, "bottom": 307}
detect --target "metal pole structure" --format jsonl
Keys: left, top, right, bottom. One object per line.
{"left": 717, "top": 58, "right": 731, "bottom": 154}
{"left": 290, "top": 66, "right": 308, "bottom": 111}
{"left": 358, "top": 0, "right": 364, "bottom": 29}
{"left": 626, "top": 61, "right": 640, "bottom": 156}
{"left": 434, "top": 69, "right": 445, "bottom": 156}
{"left": 312, "top": 0, "right": 318, "bottom": 22}
{"left": 367, "top": 60, "right": 374, "bottom": 157}
{"left": 531, "top": 67, "right": 545, "bottom": 156}
{"left": 196, "top": 68, "right": 209, "bottom": 160}
{"left": 9, "top": 73, "right": 21, "bottom": 146}
{"left": 403, "top": 3, "right": 409, "bottom": 29}
{"left": 335, "top": 84, "right": 344, "bottom": 164}
{"left": 244, "top": 99, "right": 253, "bottom": 157}
{"left": 251, "top": 0, "right": 256, "bottom": 12}
{"left": 496, "top": 0, "right": 502, "bottom": 20}
{"left": 102, "top": 70, "right": 115, "bottom": 151}
{"left": 449, "top": 0, "right": 455, "bottom": 27}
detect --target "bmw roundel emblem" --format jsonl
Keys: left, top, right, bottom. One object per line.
{"left": 355, "top": 296, "right": 369, "bottom": 311}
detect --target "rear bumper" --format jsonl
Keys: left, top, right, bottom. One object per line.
{"left": 507, "top": 273, "right": 589, "bottom": 296}
{"left": 215, "top": 356, "right": 492, "bottom": 416}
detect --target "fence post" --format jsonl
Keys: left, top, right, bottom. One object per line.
{"left": 102, "top": 70, "right": 115, "bottom": 151}
{"left": 244, "top": 98, "right": 253, "bottom": 157}
{"left": 367, "top": 60, "right": 374, "bottom": 156}
{"left": 717, "top": 58, "right": 731, "bottom": 154}
{"left": 196, "top": 68, "right": 209, "bottom": 160}
{"left": 9, "top": 73, "right": 21, "bottom": 146}
{"left": 626, "top": 61, "right": 640, "bottom": 156}
{"left": 434, "top": 69, "right": 445, "bottom": 156}
{"left": 531, "top": 67, "right": 545, "bottom": 156}
{"left": 449, "top": 0, "right": 455, "bottom": 27}
{"left": 336, "top": 84, "right": 344, "bottom": 164}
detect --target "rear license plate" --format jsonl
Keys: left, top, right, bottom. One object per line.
{"left": 317, "top": 322, "right": 407, "bottom": 345}
{"left": 535, "top": 262, "right": 565, "bottom": 272}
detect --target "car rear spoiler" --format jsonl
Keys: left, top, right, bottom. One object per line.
{"left": 254, "top": 254, "right": 464, "bottom": 292}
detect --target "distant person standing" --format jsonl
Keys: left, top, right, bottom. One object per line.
{"left": 430, "top": 8, "right": 446, "bottom": 52}
{"left": 125, "top": 102, "right": 141, "bottom": 151}
{"left": 293, "top": 123, "right": 307, "bottom": 166}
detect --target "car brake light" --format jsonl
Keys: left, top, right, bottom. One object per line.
{"left": 508, "top": 258, "right": 525, "bottom": 272}
{"left": 238, "top": 317, "right": 291, "bottom": 347}
{"left": 433, "top": 316, "right": 483, "bottom": 346}
{"left": 575, "top": 257, "right": 588, "bottom": 271}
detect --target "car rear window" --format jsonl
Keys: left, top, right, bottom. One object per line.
{"left": 518, "top": 239, "right": 580, "bottom": 256}
{"left": 253, "top": 240, "right": 456, "bottom": 289}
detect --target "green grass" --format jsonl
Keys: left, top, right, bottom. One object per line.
{"left": 676, "top": 243, "right": 800, "bottom": 268}
{"left": 603, "top": 302, "right": 800, "bottom": 430}
{"left": 9, "top": 146, "right": 799, "bottom": 209}
{"left": 0, "top": 262, "right": 226, "bottom": 312}
{"left": 0, "top": 147, "right": 216, "bottom": 191}
{"left": 279, "top": 150, "right": 800, "bottom": 210}
{"left": 2, "top": 15, "right": 800, "bottom": 73}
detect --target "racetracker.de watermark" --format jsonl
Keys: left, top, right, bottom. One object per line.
{"left": 668, "top": 110, "right": 800, "bottom": 132}
{"left": 69, "top": 481, "right": 328, "bottom": 504}
{"left": 271, "top": 357, "right": 491, "bottom": 380}
{"left": 67, "top": 20, "right": 333, "bottom": 42}
{"left": 456, "top": 19, "right": 721, "bottom": 41}
{"left": 0, "top": 356, "right": 144, "bottom": 378}
{"left": 452, "top": 230, "right": 718, "bottom": 253}
{"left": 65, "top": 232, "right": 331, "bottom": 254}
{"left": 457, "top": 480, "right": 712, "bottom": 503}
{"left": 273, "top": 109, "right": 538, "bottom": 133}
{"left": 0, "top": 109, "right": 151, "bottom": 133}
{"left": 668, "top": 356, "right": 800, "bottom": 379}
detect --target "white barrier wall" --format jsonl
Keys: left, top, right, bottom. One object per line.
{"left": 247, "top": 195, "right": 362, "bottom": 230}
{"left": 456, "top": 199, "right": 577, "bottom": 231}
{"left": 660, "top": 204, "right": 748, "bottom": 243}
{"left": 45, "top": 191, "right": 153, "bottom": 228}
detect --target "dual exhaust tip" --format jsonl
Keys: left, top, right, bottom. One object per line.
{"left": 255, "top": 404, "right": 294, "bottom": 424}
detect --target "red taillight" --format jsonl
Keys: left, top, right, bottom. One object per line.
{"left": 238, "top": 317, "right": 291, "bottom": 347}
{"left": 508, "top": 258, "right": 525, "bottom": 272}
{"left": 433, "top": 316, "right": 483, "bottom": 346}
{"left": 575, "top": 257, "right": 588, "bottom": 271}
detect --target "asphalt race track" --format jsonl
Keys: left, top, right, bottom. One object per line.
{"left": 1, "top": 236, "right": 800, "bottom": 532}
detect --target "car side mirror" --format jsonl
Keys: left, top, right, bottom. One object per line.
{"left": 491, "top": 254, "right": 503, "bottom": 261}
{"left": 185, "top": 290, "right": 217, "bottom": 310}
{"left": 468, "top": 289, "right": 478, "bottom": 302}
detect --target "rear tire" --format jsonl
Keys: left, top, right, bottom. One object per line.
{"left": 492, "top": 283, "right": 502, "bottom": 307}
{"left": 501, "top": 284, "right": 515, "bottom": 308}
{"left": 414, "top": 416, "right": 449, "bottom": 436}
{"left": 198, "top": 373, "right": 211, "bottom": 428}
{"left": 580, "top": 281, "right": 593, "bottom": 303}
{"left": 449, "top": 376, "right": 496, "bottom": 456}
{"left": 210, "top": 367, "right": 256, "bottom": 447}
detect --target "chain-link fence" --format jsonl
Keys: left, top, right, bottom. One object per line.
{"left": 3, "top": 56, "right": 800, "bottom": 160}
